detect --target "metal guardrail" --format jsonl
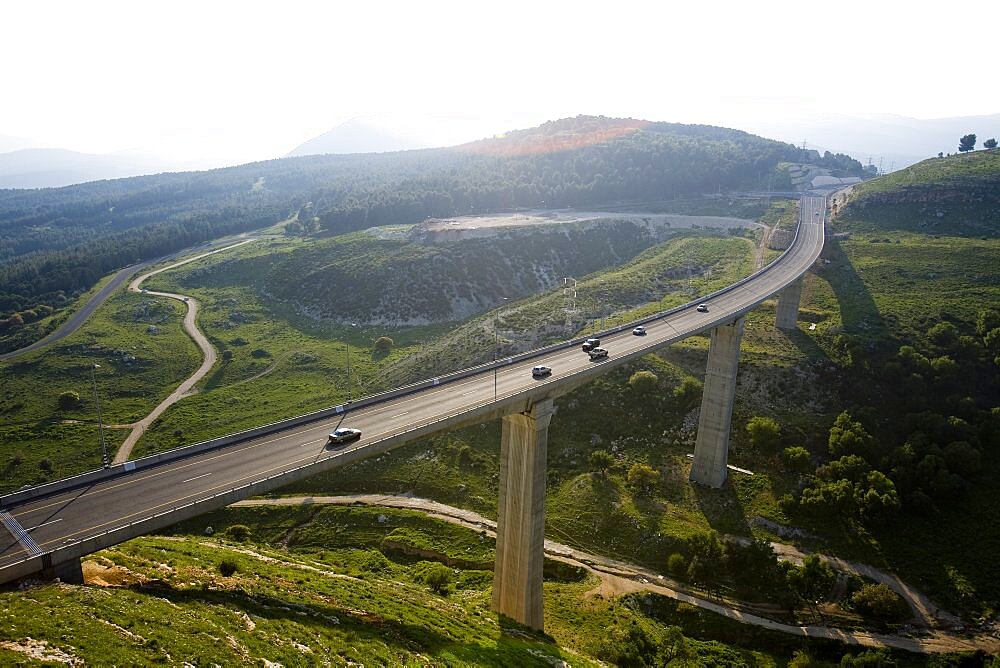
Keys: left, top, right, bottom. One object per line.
{"left": 1, "top": 199, "right": 822, "bottom": 511}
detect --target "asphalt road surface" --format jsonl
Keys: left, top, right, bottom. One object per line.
{"left": 0, "top": 196, "right": 826, "bottom": 580}
{"left": 0, "top": 263, "right": 148, "bottom": 362}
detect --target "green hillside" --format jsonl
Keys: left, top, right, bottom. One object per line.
{"left": 277, "top": 159, "right": 1000, "bottom": 623}
{"left": 0, "top": 505, "right": 952, "bottom": 666}
{"left": 836, "top": 150, "right": 1000, "bottom": 237}
{"left": 1, "top": 114, "right": 861, "bottom": 352}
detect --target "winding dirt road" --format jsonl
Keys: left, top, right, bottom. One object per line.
{"left": 230, "top": 494, "right": 999, "bottom": 655}
{"left": 111, "top": 239, "right": 256, "bottom": 464}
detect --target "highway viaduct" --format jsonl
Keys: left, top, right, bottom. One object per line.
{"left": 0, "top": 195, "right": 827, "bottom": 631}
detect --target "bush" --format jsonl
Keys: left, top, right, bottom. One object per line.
{"left": 672, "top": 376, "right": 702, "bottom": 410}
{"left": 57, "top": 390, "right": 81, "bottom": 410}
{"left": 746, "top": 416, "right": 780, "bottom": 452}
{"left": 38, "top": 458, "right": 54, "bottom": 473}
{"left": 589, "top": 449, "right": 613, "bottom": 474}
{"left": 667, "top": 552, "right": 687, "bottom": 576}
{"left": 218, "top": 559, "right": 238, "bottom": 577}
{"left": 250, "top": 348, "right": 271, "bottom": 358}
{"left": 221, "top": 350, "right": 234, "bottom": 362}
{"left": 413, "top": 561, "right": 453, "bottom": 595}
{"left": 628, "top": 370, "right": 658, "bottom": 393}
{"left": 373, "top": 336, "right": 394, "bottom": 356}
{"left": 225, "top": 524, "right": 252, "bottom": 542}
{"left": 626, "top": 463, "right": 660, "bottom": 495}
{"left": 782, "top": 446, "right": 812, "bottom": 473}
{"left": 850, "top": 583, "right": 908, "bottom": 622}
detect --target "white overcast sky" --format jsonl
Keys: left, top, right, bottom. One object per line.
{"left": 2, "top": 0, "right": 997, "bottom": 167}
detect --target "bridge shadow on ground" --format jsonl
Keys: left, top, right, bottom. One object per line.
{"left": 817, "top": 241, "right": 887, "bottom": 340}
{"left": 691, "top": 482, "right": 752, "bottom": 537}
{"left": 133, "top": 580, "right": 559, "bottom": 661}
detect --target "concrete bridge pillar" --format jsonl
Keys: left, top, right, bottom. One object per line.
{"left": 690, "top": 317, "right": 745, "bottom": 488}
{"left": 492, "top": 399, "right": 554, "bottom": 630}
{"left": 40, "top": 555, "right": 84, "bottom": 584}
{"left": 775, "top": 277, "right": 804, "bottom": 330}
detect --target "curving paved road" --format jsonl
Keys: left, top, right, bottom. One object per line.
{"left": 0, "top": 196, "right": 826, "bottom": 583}
{"left": 112, "top": 239, "right": 256, "bottom": 464}
{"left": 0, "top": 264, "right": 148, "bottom": 363}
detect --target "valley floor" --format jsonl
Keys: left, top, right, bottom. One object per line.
{"left": 229, "top": 493, "right": 999, "bottom": 655}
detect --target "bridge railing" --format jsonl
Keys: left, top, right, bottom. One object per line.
{"left": 1, "top": 198, "right": 822, "bottom": 510}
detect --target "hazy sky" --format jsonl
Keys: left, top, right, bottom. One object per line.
{"left": 3, "top": 0, "right": 997, "bottom": 167}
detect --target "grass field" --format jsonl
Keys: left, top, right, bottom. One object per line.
{"left": 0, "top": 504, "right": 953, "bottom": 666}
{"left": 0, "top": 289, "right": 200, "bottom": 491}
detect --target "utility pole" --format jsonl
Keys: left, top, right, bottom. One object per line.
{"left": 494, "top": 298, "right": 508, "bottom": 402}
{"left": 90, "top": 364, "right": 108, "bottom": 468}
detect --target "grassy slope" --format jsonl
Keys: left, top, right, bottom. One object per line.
{"left": 130, "top": 222, "right": 761, "bottom": 458}
{"left": 0, "top": 505, "right": 930, "bottom": 666}
{"left": 0, "top": 289, "right": 200, "bottom": 491}
{"left": 276, "top": 189, "right": 1000, "bottom": 619}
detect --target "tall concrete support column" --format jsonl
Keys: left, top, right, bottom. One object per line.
{"left": 775, "top": 277, "right": 804, "bottom": 330}
{"left": 492, "top": 399, "right": 554, "bottom": 630}
{"left": 690, "top": 317, "right": 745, "bottom": 488}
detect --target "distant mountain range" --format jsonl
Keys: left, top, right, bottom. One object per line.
{"left": 292, "top": 112, "right": 1000, "bottom": 173}
{"left": 0, "top": 148, "right": 170, "bottom": 189}
{"left": 286, "top": 118, "right": 431, "bottom": 156}
{"left": 4, "top": 111, "right": 997, "bottom": 190}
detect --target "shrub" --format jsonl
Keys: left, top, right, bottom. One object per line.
{"left": 57, "top": 391, "right": 81, "bottom": 410}
{"left": 746, "top": 416, "right": 780, "bottom": 452}
{"left": 373, "top": 336, "right": 394, "bottom": 356}
{"left": 667, "top": 552, "right": 687, "bottom": 576}
{"left": 589, "top": 449, "right": 613, "bottom": 474}
{"left": 782, "top": 446, "right": 812, "bottom": 473}
{"left": 250, "top": 348, "right": 271, "bottom": 358}
{"left": 626, "top": 463, "right": 660, "bottom": 494}
{"left": 218, "top": 559, "right": 238, "bottom": 577}
{"left": 850, "top": 583, "right": 908, "bottom": 622}
{"left": 672, "top": 376, "right": 702, "bottom": 410}
{"left": 221, "top": 350, "right": 234, "bottom": 362}
{"left": 628, "top": 370, "right": 658, "bottom": 393}
{"left": 414, "top": 561, "right": 453, "bottom": 595}
{"left": 225, "top": 524, "right": 252, "bottom": 542}
{"left": 38, "top": 459, "right": 54, "bottom": 473}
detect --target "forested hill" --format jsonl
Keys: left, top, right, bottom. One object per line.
{"left": 0, "top": 116, "right": 862, "bottom": 325}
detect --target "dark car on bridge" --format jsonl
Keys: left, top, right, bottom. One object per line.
{"left": 581, "top": 338, "right": 601, "bottom": 352}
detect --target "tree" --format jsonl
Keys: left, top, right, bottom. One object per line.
{"left": 373, "top": 336, "right": 394, "bottom": 357}
{"left": 787, "top": 555, "right": 835, "bottom": 602}
{"left": 958, "top": 134, "right": 977, "bottom": 152}
{"left": 218, "top": 559, "right": 238, "bottom": 577}
{"left": 672, "top": 376, "right": 702, "bottom": 411}
{"left": 746, "top": 416, "right": 781, "bottom": 452}
{"left": 975, "top": 309, "right": 1000, "bottom": 338}
{"left": 782, "top": 446, "right": 812, "bottom": 473}
{"left": 984, "top": 138, "right": 998, "bottom": 150}
{"left": 626, "top": 463, "right": 660, "bottom": 494}
{"left": 588, "top": 449, "right": 613, "bottom": 475}
{"left": 850, "top": 583, "right": 907, "bottom": 622}
{"left": 57, "top": 390, "right": 81, "bottom": 410}
{"left": 628, "top": 369, "right": 658, "bottom": 393}
{"left": 828, "top": 411, "right": 874, "bottom": 458}
{"left": 667, "top": 552, "right": 687, "bottom": 576}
